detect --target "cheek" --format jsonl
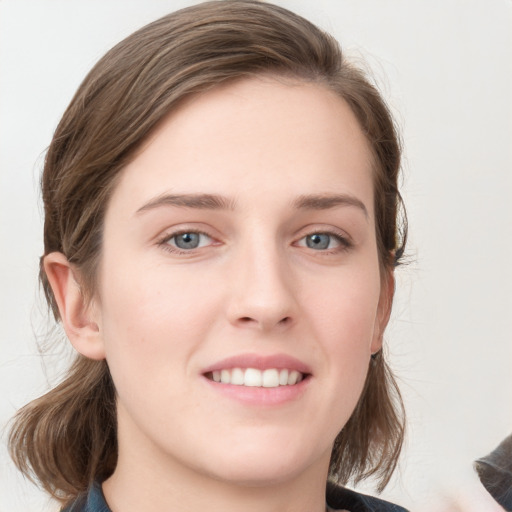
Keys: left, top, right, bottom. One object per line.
{"left": 95, "top": 257, "right": 219, "bottom": 395}
{"left": 304, "top": 264, "right": 381, "bottom": 399}
{"left": 306, "top": 264, "right": 381, "bottom": 343}
{"left": 99, "top": 254, "right": 214, "bottom": 333}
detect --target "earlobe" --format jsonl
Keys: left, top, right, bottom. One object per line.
{"left": 371, "top": 269, "right": 395, "bottom": 354}
{"left": 44, "top": 252, "right": 106, "bottom": 360}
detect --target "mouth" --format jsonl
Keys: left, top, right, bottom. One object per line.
{"left": 205, "top": 368, "right": 308, "bottom": 388}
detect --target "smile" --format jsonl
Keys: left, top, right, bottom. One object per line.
{"left": 207, "top": 368, "right": 305, "bottom": 388}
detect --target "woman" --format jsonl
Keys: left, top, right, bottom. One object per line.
{"left": 9, "top": 2, "right": 407, "bottom": 511}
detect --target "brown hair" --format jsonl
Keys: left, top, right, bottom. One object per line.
{"left": 9, "top": 0, "right": 406, "bottom": 503}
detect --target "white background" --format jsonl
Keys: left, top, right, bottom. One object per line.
{"left": 1, "top": 1, "right": 511, "bottom": 510}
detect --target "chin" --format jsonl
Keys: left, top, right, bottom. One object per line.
{"left": 204, "top": 460, "right": 309, "bottom": 488}
{"left": 195, "top": 437, "right": 329, "bottom": 488}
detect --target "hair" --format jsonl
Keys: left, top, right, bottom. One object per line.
{"left": 9, "top": 0, "right": 407, "bottom": 504}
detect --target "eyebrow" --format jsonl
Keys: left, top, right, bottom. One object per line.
{"left": 136, "top": 193, "right": 236, "bottom": 214}
{"left": 135, "top": 192, "right": 368, "bottom": 219}
{"left": 293, "top": 194, "right": 368, "bottom": 219}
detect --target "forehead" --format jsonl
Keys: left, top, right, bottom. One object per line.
{"left": 108, "top": 77, "right": 374, "bottom": 216}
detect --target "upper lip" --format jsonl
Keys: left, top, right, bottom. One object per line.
{"left": 202, "top": 353, "right": 312, "bottom": 375}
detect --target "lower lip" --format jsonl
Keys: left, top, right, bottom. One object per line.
{"left": 202, "top": 376, "right": 310, "bottom": 406}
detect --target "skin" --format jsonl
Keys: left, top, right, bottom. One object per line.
{"left": 46, "top": 77, "right": 393, "bottom": 512}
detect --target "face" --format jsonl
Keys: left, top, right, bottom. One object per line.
{"left": 92, "top": 77, "right": 389, "bottom": 487}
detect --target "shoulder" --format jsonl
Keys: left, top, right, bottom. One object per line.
{"left": 327, "top": 481, "right": 409, "bottom": 512}
{"left": 62, "top": 480, "right": 407, "bottom": 512}
{"left": 60, "top": 481, "right": 112, "bottom": 512}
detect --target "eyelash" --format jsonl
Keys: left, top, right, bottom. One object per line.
{"left": 156, "top": 228, "right": 352, "bottom": 256}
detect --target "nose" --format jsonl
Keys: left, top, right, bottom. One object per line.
{"left": 226, "top": 240, "right": 297, "bottom": 332}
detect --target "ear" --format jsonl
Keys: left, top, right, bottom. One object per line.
{"left": 44, "top": 252, "right": 106, "bottom": 360}
{"left": 371, "top": 268, "right": 395, "bottom": 354}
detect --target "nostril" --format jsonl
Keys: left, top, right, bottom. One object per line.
{"left": 235, "top": 315, "right": 293, "bottom": 329}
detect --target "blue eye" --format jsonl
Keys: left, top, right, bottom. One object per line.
{"left": 306, "top": 233, "right": 331, "bottom": 250}
{"left": 297, "top": 232, "right": 349, "bottom": 252}
{"left": 167, "top": 232, "right": 211, "bottom": 250}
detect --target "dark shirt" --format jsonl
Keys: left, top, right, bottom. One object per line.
{"left": 62, "top": 480, "right": 409, "bottom": 512}
{"left": 327, "top": 481, "right": 409, "bottom": 512}
{"left": 61, "top": 482, "right": 109, "bottom": 512}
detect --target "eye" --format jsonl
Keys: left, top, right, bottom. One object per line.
{"left": 305, "top": 233, "right": 332, "bottom": 250}
{"left": 163, "top": 231, "right": 213, "bottom": 251}
{"left": 296, "top": 231, "right": 350, "bottom": 252}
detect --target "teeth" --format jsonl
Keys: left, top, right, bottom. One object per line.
{"left": 209, "top": 367, "right": 305, "bottom": 388}
{"left": 288, "top": 370, "right": 300, "bottom": 385}
{"left": 244, "top": 368, "right": 262, "bottom": 387}
{"left": 262, "top": 369, "right": 279, "bottom": 388}
{"left": 231, "top": 367, "right": 244, "bottom": 385}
